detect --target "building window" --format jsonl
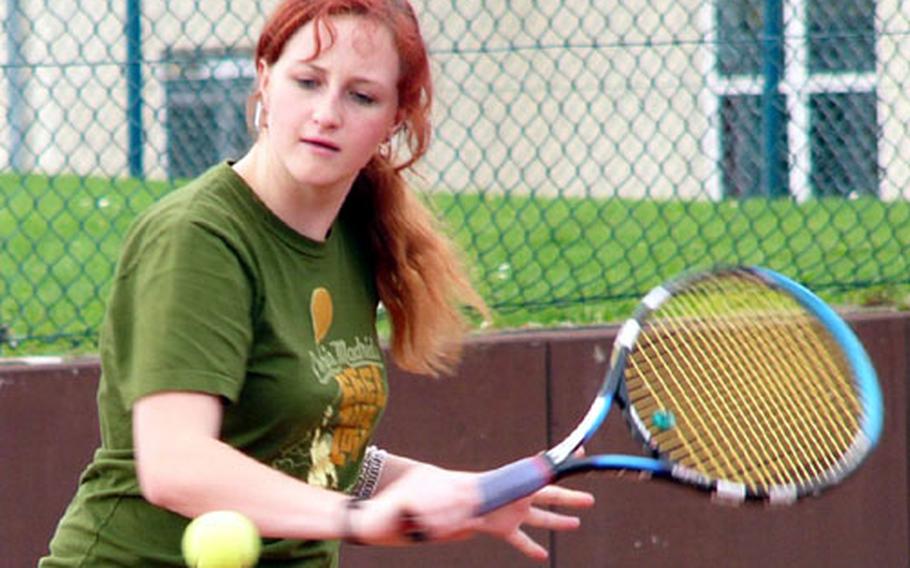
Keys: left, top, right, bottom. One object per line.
{"left": 809, "top": 92, "right": 878, "bottom": 196}
{"left": 716, "top": 0, "right": 762, "bottom": 76}
{"left": 164, "top": 49, "right": 254, "bottom": 179}
{"left": 720, "top": 94, "right": 790, "bottom": 198}
{"left": 714, "top": 0, "right": 878, "bottom": 199}
{"left": 807, "top": 0, "right": 876, "bottom": 73}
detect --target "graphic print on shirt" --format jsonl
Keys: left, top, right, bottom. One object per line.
{"left": 310, "top": 286, "right": 333, "bottom": 344}
{"left": 270, "top": 286, "right": 387, "bottom": 489}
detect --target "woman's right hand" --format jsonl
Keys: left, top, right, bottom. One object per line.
{"left": 347, "top": 463, "right": 482, "bottom": 545}
{"left": 345, "top": 463, "right": 593, "bottom": 561}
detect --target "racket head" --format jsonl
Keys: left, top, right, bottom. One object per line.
{"left": 612, "top": 266, "right": 883, "bottom": 503}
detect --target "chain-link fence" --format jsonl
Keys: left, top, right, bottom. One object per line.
{"left": 2, "top": 1, "right": 910, "bottom": 352}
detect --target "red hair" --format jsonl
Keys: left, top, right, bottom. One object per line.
{"left": 255, "top": 0, "right": 487, "bottom": 376}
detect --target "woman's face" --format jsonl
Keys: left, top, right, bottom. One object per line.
{"left": 258, "top": 15, "right": 400, "bottom": 194}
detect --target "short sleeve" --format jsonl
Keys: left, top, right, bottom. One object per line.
{"left": 102, "top": 217, "right": 255, "bottom": 407}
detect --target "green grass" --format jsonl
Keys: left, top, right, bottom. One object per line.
{"left": 433, "top": 192, "right": 910, "bottom": 326}
{"left": 3, "top": 171, "right": 910, "bottom": 355}
{"left": 1, "top": 172, "right": 173, "bottom": 354}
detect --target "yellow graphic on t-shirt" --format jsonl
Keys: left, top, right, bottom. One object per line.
{"left": 310, "top": 287, "right": 333, "bottom": 344}
{"left": 307, "top": 407, "right": 338, "bottom": 489}
{"left": 331, "top": 363, "right": 387, "bottom": 465}
{"left": 296, "top": 364, "right": 386, "bottom": 488}
{"left": 270, "top": 336, "right": 386, "bottom": 489}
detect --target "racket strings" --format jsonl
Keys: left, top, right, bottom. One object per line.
{"left": 628, "top": 324, "right": 745, "bottom": 479}
{"left": 651, "top": 314, "right": 806, "bottom": 486}
{"left": 632, "top": 317, "right": 758, "bottom": 483}
{"left": 733, "top": 281, "right": 861, "bottom": 454}
{"left": 682, "top": 281, "right": 861, "bottom": 486}
{"left": 690, "top": 288, "right": 856, "bottom": 483}
{"left": 633, "top": 293, "right": 807, "bottom": 487}
{"left": 633, "top": 315, "right": 817, "bottom": 488}
{"left": 625, "top": 271, "right": 863, "bottom": 494}
{"left": 723, "top": 313, "right": 855, "bottom": 484}
{"left": 746, "top": 316, "right": 860, "bottom": 457}
{"left": 680, "top": 280, "right": 860, "bottom": 484}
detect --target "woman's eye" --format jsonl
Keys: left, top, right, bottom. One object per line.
{"left": 297, "top": 77, "right": 319, "bottom": 89}
{"left": 351, "top": 91, "right": 377, "bottom": 105}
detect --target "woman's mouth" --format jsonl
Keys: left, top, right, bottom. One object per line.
{"left": 302, "top": 137, "right": 340, "bottom": 152}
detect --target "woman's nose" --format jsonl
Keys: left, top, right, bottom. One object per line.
{"left": 311, "top": 92, "right": 342, "bottom": 129}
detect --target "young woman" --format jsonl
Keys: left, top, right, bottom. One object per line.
{"left": 40, "top": 1, "right": 593, "bottom": 565}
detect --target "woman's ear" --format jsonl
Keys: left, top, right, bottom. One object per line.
{"left": 254, "top": 60, "right": 271, "bottom": 131}
{"left": 256, "top": 59, "right": 271, "bottom": 108}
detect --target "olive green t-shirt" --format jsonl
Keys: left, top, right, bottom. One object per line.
{"left": 40, "top": 163, "right": 388, "bottom": 567}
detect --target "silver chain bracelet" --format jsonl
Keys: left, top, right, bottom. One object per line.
{"left": 350, "top": 445, "right": 388, "bottom": 499}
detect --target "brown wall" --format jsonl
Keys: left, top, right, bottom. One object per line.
{"left": 2, "top": 312, "right": 908, "bottom": 567}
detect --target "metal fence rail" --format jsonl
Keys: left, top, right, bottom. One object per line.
{"left": 2, "top": 1, "right": 910, "bottom": 351}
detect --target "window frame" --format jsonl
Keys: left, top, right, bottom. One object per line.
{"left": 163, "top": 48, "right": 255, "bottom": 180}
{"left": 704, "top": 0, "right": 879, "bottom": 201}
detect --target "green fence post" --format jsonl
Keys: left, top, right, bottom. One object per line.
{"left": 762, "top": 0, "right": 786, "bottom": 197}
{"left": 126, "top": 0, "right": 144, "bottom": 178}
{"left": 4, "top": 0, "right": 27, "bottom": 172}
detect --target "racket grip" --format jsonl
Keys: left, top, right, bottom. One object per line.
{"left": 476, "top": 455, "right": 554, "bottom": 516}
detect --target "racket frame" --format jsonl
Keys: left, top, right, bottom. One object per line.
{"left": 476, "top": 266, "right": 884, "bottom": 515}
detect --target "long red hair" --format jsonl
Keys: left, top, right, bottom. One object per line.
{"left": 255, "top": 0, "right": 487, "bottom": 376}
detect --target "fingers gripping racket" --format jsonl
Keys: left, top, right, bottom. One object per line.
{"left": 475, "top": 266, "right": 884, "bottom": 514}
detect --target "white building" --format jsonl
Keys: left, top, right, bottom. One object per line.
{"left": 2, "top": 0, "right": 909, "bottom": 200}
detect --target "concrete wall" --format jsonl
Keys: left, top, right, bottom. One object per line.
{"left": 2, "top": 312, "right": 908, "bottom": 567}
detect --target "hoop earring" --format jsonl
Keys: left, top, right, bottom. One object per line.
{"left": 253, "top": 101, "right": 263, "bottom": 130}
{"left": 378, "top": 139, "right": 393, "bottom": 161}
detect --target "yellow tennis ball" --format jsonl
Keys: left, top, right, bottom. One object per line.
{"left": 182, "top": 510, "right": 261, "bottom": 568}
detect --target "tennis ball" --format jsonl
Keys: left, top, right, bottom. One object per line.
{"left": 182, "top": 510, "right": 261, "bottom": 568}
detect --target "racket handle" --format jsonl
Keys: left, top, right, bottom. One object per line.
{"left": 476, "top": 455, "right": 554, "bottom": 516}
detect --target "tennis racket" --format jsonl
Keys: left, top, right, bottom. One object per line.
{"left": 474, "top": 266, "right": 884, "bottom": 514}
